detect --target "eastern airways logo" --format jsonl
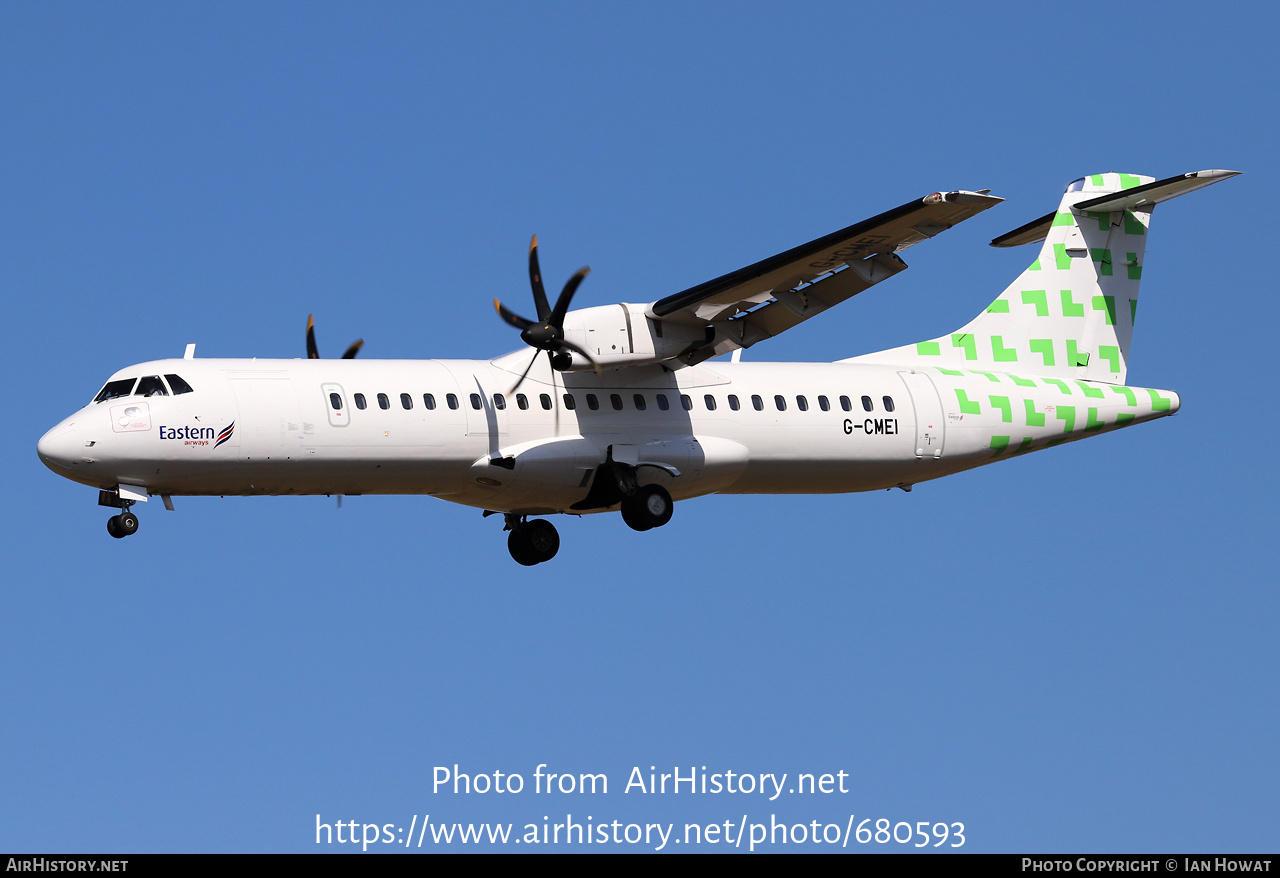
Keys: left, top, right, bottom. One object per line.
{"left": 159, "top": 422, "right": 234, "bottom": 448}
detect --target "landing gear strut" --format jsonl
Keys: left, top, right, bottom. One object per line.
{"left": 504, "top": 514, "right": 559, "bottom": 566}
{"left": 106, "top": 503, "right": 139, "bottom": 539}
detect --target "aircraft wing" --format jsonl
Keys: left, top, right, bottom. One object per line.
{"left": 648, "top": 189, "right": 1002, "bottom": 363}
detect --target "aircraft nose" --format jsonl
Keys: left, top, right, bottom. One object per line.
{"left": 37, "top": 419, "right": 79, "bottom": 473}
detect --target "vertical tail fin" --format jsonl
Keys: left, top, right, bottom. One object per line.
{"left": 849, "top": 170, "right": 1239, "bottom": 384}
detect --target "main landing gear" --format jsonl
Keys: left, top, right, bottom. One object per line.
{"left": 496, "top": 480, "right": 676, "bottom": 566}
{"left": 504, "top": 515, "right": 560, "bottom": 566}
{"left": 621, "top": 484, "right": 673, "bottom": 532}
{"left": 106, "top": 505, "right": 139, "bottom": 539}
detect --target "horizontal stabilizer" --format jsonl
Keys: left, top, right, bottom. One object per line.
{"left": 854, "top": 168, "right": 1240, "bottom": 385}
{"left": 990, "top": 170, "right": 1240, "bottom": 248}
{"left": 1076, "top": 169, "right": 1240, "bottom": 212}
{"left": 990, "top": 211, "right": 1055, "bottom": 248}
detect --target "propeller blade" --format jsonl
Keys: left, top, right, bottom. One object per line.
{"left": 551, "top": 360, "right": 560, "bottom": 436}
{"left": 308, "top": 314, "right": 362, "bottom": 359}
{"left": 494, "top": 298, "right": 535, "bottom": 331}
{"left": 549, "top": 267, "right": 590, "bottom": 328}
{"left": 508, "top": 348, "right": 542, "bottom": 395}
{"left": 528, "top": 235, "right": 551, "bottom": 322}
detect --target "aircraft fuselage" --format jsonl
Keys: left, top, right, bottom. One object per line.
{"left": 38, "top": 354, "right": 1178, "bottom": 517}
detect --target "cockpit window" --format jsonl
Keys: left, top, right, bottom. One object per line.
{"left": 94, "top": 378, "right": 137, "bottom": 403}
{"left": 136, "top": 376, "right": 168, "bottom": 397}
{"left": 1066, "top": 177, "right": 1086, "bottom": 193}
{"left": 165, "top": 374, "right": 194, "bottom": 395}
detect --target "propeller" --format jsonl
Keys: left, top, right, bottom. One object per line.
{"left": 494, "top": 236, "right": 600, "bottom": 392}
{"left": 307, "top": 314, "right": 364, "bottom": 360}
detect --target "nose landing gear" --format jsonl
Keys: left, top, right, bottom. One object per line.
{"left": 106, "top": 504, "right": 139, "bottom": 539}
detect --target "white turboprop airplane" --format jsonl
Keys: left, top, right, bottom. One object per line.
{"left": 38, "top": 170, "right": 1237, "bottom": 564}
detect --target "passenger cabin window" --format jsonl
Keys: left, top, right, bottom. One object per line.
{"left": 563, "top": 393, "right": 577, "bottom": 411}
{"left": 656, "top": 394, "right": 669, "bottom": 411}
{"left": 400, "top": 393, "right": 412, "bottom": 410}
{"left": 329, "top": 392, "right": 343, "bottom": 410}
{"left": 136, "top": 376, "right": 167, "bottom": 397}
{"left": 774, "top": 395, "right": 786, "bottom": 411}
{"left": 680, "top": 394, "right": 692, "bottom": 411}
{"left": 883, "top": 396, "right": 895, "bottom": 412}
{"left": 354, "top": 393, "right": 368, "bottom": 410}
{"left": 94, "top": 378, "right": 136, "bottom": 403}
{"left": 423, "top": 393, "right": 436, "bottom": 410}
{"left": 840, "top": 395, "right": 851, "bottom": 412}
{"left": 377, "top": 393, "right": 390, "bottom": 410}
{"left": 447, "top": 393, "right": 459, "bottom": 410}
{"left": 586, "top": 394, "right": 599, "bottom": 411}
{"left": 861, "top": 395, "right": 873, "bottom": 412}
{"left": 469, "top": 393, "right": 481, "bottom": 410}
{"left": 796, "top": 395, "right": 808, "bottom": 412}
{"left": 728, "top": 394, "right": 740, "bottom": 411}
{"left": 704, "top": 394, "right": 716, "bottom": 411}
{"left": 752, "top": 394, "right": 763, "bottom": 411}
{"left": 610, "top": 394, "right": 623, "bottom": 411}
{"left": 818, "top": 395, "right": 830, "bottom": 412}
{"left": 540, "top": 394, "right": 552, "bottom": 410}
{"left": 164, "top": 374, "right": 194, "bottom": 395}
{"left": 493, "top": 394, "right": 506, "bottom": 410}
{"left": 633, "top": 394, "right": 646, "bottom": 411}
{"left": 516, "top": 393, "right": 529, "bottom": 410}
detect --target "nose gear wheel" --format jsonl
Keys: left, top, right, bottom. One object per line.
{"left": 107, "top": 507, "right": 139, "bottom": 539}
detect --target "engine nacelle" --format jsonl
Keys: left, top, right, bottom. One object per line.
{"left": 557, "top": 304, "right": 708, "bottom": 370}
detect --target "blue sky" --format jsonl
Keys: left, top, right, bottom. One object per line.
{"left": 4, "top": 2, "right": 1277, "bottom": 852}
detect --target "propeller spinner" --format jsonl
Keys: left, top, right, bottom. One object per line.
{"left": 307, "top": 314, "right": 364, "bottom": 360}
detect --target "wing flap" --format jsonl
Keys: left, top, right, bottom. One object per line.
{"left": 650, "top": 190, "right": 1002, "bottom": 330}
{"left": 691, "top": 252, "right": 908, "bottom": 362}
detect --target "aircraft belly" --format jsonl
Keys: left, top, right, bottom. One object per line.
{"left": 726, "top": 459, "right": 912, "bottom": 494}
{"left": 723, "top": 418, "right": 920, "bottom": 494}
{"left": 135, "top": 436, "right": 477, "bottom": 497}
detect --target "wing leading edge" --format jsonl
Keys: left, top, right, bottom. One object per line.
{"left": 648, "top": 189, "right": 1002, "bottom": 364}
